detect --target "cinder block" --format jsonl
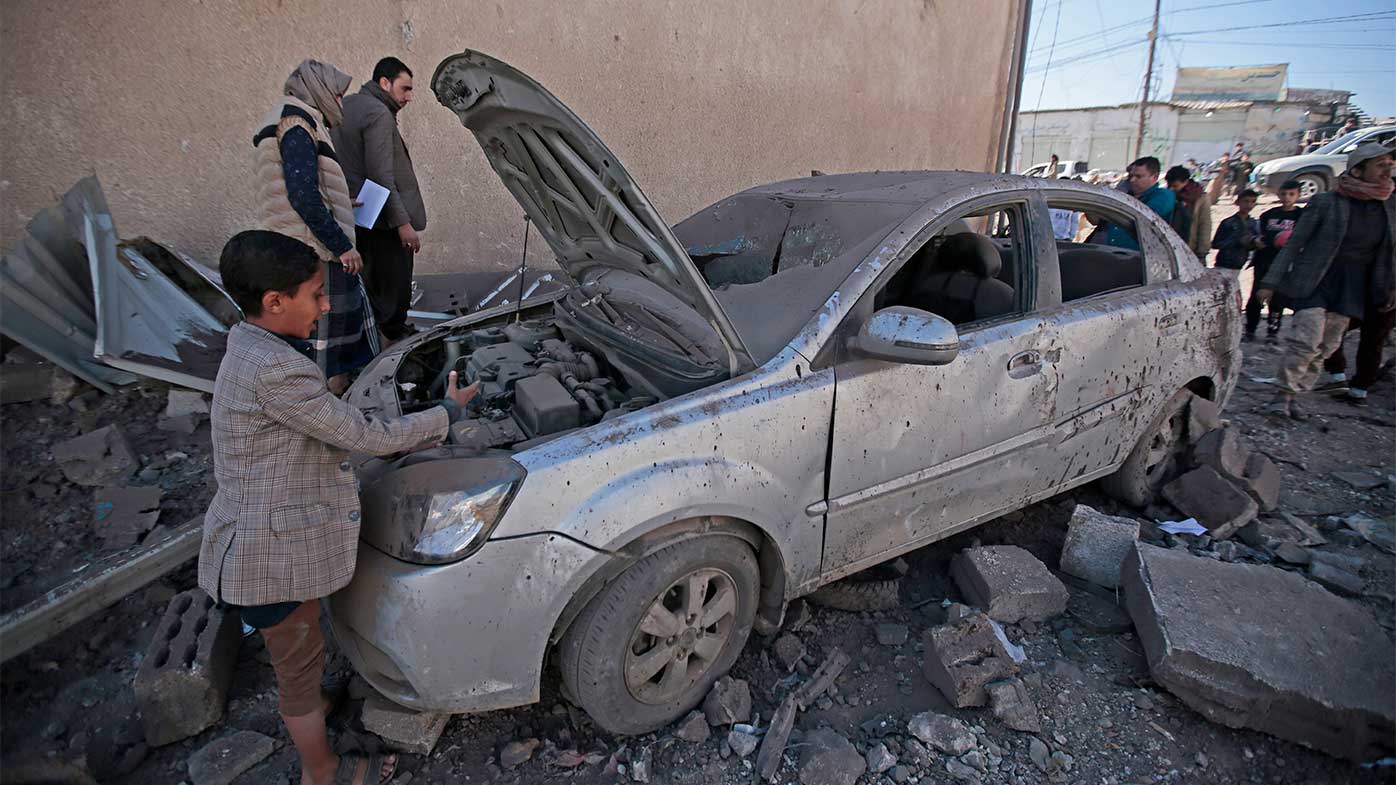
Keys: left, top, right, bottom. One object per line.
{"left": 1241, "top": 453, "right": 1280, "bottom": 511}
{"left": 361, "top": 692, "right": 451, "bottom": 755}
{"left": 1060, "top": 505, "right": 1140, "bottom": 589}
{"left": 922, "top": 612, "right": 1019, "bottom": 708}
{"left": 1161, "top": 466, "right": 1258, "bottom": 540}
{"left": 1192, "top": 429, "right": 1248, "bottom": 482}
{"left": 134, "top": 589, "right": 241, "bottom": 747}
{"left": 950, "top": 545, "right": 1067, "bottom": 623}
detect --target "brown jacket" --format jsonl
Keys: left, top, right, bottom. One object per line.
{"left": 253, "top": 95, "right": 357, "bottom": 261}
{"left": 198, "top": 322, "right": 448, "bottom": 605}
{"left": 333, "top": 82, "right": 427, "bottom": 231}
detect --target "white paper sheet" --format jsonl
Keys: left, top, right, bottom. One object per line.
{"left": 1158, "top": 518, "right": 1207, "bottom": 536}
{"left": 353, "top": 179, "right": 390, "bottom": 228}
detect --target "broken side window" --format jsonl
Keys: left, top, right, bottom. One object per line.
{"left": 1046, "top": 198, "right": 1147, "bottom": 302}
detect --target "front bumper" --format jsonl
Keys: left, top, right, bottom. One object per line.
{"left": 328, "top": 533, "right": 601, "bottom": 713}
{"left": 1251, "top": 169, "right": 1295, "bottom": 193}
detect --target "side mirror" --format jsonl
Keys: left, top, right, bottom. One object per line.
{"left": 847, "top": 306, "right": 959, "bottom": 366}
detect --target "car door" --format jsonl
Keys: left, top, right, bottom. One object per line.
{"left": 1031, "top": 188, "right": 1203, "bottom": 485}
{"left": 818, "top": 194, "right": 1063, "bottom": 582}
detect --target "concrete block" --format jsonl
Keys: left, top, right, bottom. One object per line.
{"left": 361, "top": 692, "right": 451, "bottom": 755}
{"left": 51, "top": 425, "right": 138, "bottom": 487}
{"left": 134, "top": 589, "right": 241, "bottom": 747}
{"left": 1161, "top": 466, "right": 1257, "bottom": 540}
{"left": 187, "top": 731, "right": 274, "bottom": 785}
{"left": 922, "top": 612, "right": 1019, "bottom": 708}
{"left": 1185, "top": 394, "right": 1223, "bottom": 443}
{"left": 1059, "top": 505, "right": 1140, "bottom": 589}
{"left": 1122, "top": 542, "right": 1395, "bottom": 762}
{"left": 950, "top": 545, "right": 1068, "bottom": 623}
{"left": 1192, "top": 428, "right": 1249, "bottom": 481}
{"left": 1241, "top": 453, "right": 1280, "bottom": 511}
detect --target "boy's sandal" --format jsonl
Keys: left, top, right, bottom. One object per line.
{"left": 333, "top": 753, "right": 395, "bottom": 785}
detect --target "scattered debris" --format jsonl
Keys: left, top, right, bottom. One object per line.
{"left": 1273, "top": 542, "right": 1312, "bottom": 565}
{"left": 134, "top": 589, "right": 240, "bottom": 747}
{"left": 755, "top": 647, "right": 851, "bottom": 782}
{"left": 875, "top": 622, "right": 909, "bottom": 646}
{"left": 727, "top": 729, "right": 759, "bottom": 758}
{"left": 500, "top": 737, "right": 540, "bottom": 769}
{"left": 1157, "top": 517, "right": 1207, "bottom": 536}
{"left": 93, "top": 485, "right": 162, "bottom": 551}
{"left": 361, "top": 692, "right": 451, "bottom": 755}
{"left": 159, "top": 389, "right": 209, "bottom": 434}
{"left": 1277, "top": 511, "right": 1328, "bottom": 546}
{"left": 702, "top": 675, "right": 751, "bottom": 726}
{"left": 1193, "top": 428, "right": 1248, "bottom": 481}
{"left": 771, "top": 633, "right": 805, "bottom": 671}
{"left": 674, "top": 710, "right": 709, "bottom": 743}
{"left": 1059, "top": 505, "right": 1140, "bottom": 589}
{"left": 186, "top": 730, "right": 274, "bottom": 785}
{"left": 1307, "top": 560, "right": 1365, "bottom": 595}
{"left": 51, "top": 425, "right": 138, "bottom": 487}
{"left": 986, "top": 677, "right": 1042, "bottom": 732}
{"left": 1333, "top": 470, "right": 1386, "bottom": 491}
{"left": 1241, "top": 453, "right": 1281, "bottom": 511}
{"left": 922, "top": 611, "right": 1020, "bottom": 707}
{"left": 797, "top": 728, "right": 865, "bottom": 785}
{"left": 1185, "top": 393, "right": 1223, "bottom": 441}
{"left": 950, "top": 545, "right": 1068, "bottom": 623}
{"left": 1123, "top": 541, "right": 1395, "bottom": 761}
{"left": 1161, "top": 466, "right": 1258, "bottom": 540}
{"left": 907, "top": 711, "right": 975, "bottom": 754}
{"left": 1341, "top": 514, "right": 1396, "bottom": 554}
{"left": 865, "top": 742, "right": 897, "bottom": 775}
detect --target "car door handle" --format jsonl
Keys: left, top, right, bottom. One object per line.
{"left": 1007, "top": 351, "right": 1043, "bottom": 378}
{"left": 1160, "top": 313, "right": 1179, "bottom": 330}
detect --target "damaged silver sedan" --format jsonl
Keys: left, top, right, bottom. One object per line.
{"left": 328, "top": 50, "right": 1241, "bottom": 734}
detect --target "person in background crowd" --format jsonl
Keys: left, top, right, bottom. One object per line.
{"left": 1255, "top": 142, "right": 1396, "bottom": 419}
{"left": 1165, "top": 164, "right": 1220, "bottom": 261}
{"left": 1231, "top": 151, "right": 1255, "bottom": 197}
{"left": 1246, "top": 179, "right": 1304, "bottom": 341}
{"left": 252, "top": 59, "right": 379, "bottom": 396}
{"left": 1211, "top": 189, "right": 1261, "bottom": 270}
{"left": 1044, "top": 153, "right": 1061, "bottom": 178}
{"left": 1185, "top": 157, "right": 1202, "bottom": 179}
{"left": 1102, "top": 157, "right": 1175, "bottom": 251}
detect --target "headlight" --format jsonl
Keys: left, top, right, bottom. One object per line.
{"left": 359, "top": 453, "right": 526, "bottom": 565}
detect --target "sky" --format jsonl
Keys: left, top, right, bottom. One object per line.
{"left": 1020, "top": 0, "right": 1396, "bottom": 119}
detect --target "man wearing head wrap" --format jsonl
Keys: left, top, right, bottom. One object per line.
{"left": 253, "top": 59, "right": 380, "bottom": 394}
{"left": 1255, "top": 141, "right": 1396, "bottom": 418}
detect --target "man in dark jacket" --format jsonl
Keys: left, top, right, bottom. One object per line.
{"left": 1255, "top": 141, "right": 1396, "bottom": 418}
{"left": 332, "top": 57, "right": 428, "bottom": 343}
{"left": 1210, "top": 190, "right": 1261, "bottom": 270}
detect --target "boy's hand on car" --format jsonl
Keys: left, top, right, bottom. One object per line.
{"left": 446, "top": 371, "right": 480, "bottom": 409}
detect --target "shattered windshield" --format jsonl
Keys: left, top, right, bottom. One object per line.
{"left": 674, "top": 194, "right": 914, "bottom": 363}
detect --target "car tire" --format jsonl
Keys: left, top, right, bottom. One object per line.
{"left": 1295, "top": 172, "right": 1326, "bottom": 201}
{"left": 1100, "top": 390, "right": 1191, "bottom": 508}
{"left": 559, "top": 535, "right": 759, "bottom": 735}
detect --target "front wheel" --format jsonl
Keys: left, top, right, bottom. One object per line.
{"left": 1295, "top": 172, "right": 1326, "bottom": 201}
{"left": 1100, "top": 390, "right": 1191, "bottom": 508}
{"left": 559, "top": 535, "right": 759, "bottom": 735}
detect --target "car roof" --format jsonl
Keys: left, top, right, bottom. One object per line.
{"left": 740, "top": 170, "right": 1030, "bottom": 205}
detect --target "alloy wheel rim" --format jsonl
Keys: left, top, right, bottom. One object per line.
{"left": 624, "top": 567, "right": 738, "bottom": 704}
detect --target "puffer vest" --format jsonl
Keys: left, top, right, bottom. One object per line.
{"left": 252, "top": 95, "right": 356, "bottom": 261}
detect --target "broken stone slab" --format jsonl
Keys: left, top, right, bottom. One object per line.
{"left": 361, "top": 692, "right": 450, "bottom": 755}
{"left": 950, "top": 545, "right": 1068, "bottom": 623}
{"left": 1185, "top": 394, "right": 1223, "bottom": 443}
{"left": 797, "top": 729, "right": 865, "bottom": 785}
{"left": 1341, "top": 514, "right": 1396, "bottom": 554}
{"left": 1192, "top": 428, "right": 1248, "bottom": 481}
{"left": 907, "top": 711, "right": 975, "bottom": 755}
{"left": 702, "top": 675, "right": 751, "bottom": 725}
{"left": 986, "top": 677, "right": 1041, "bottom": 732}
{"left": 187, "top": 730, "right": 275, "bottom": 785}
{"left": 134, "top": 589, "right": 241, "bottom": 747}
{"left": 1272, "top": 542, "right": 1311, "bottom": 565}
{"left": 93, "top": 485, "right": 162, "bottom": 551}
{"left": 922, "top": 612, "right": 1019, "bottom": 708}
{"left": 1277, "top": 511, "right": 1327, "bottom": 546}
{"left": 51, "top": 425, "right": 138, "bottom": 487}
{"left": 1241, "top": 453, "right": 1280, "bottom": 511}
{"left": 1122, "top": 542, "right": 1395, "bottom": 762}
{"left": 1059, "top": 505, "right": 1139, "bottom": 589}
{"left": 1308, "top": 561, "right": 1364, "bottom": 596}
{"left": 1333, "top": 470, "right": 1385, "bottom": 491}
{"left": 674, "top": 710, "right": 709, "bottom": 743}
{"left": 1161, "top": 466, "right": 1257, "bottom": 540}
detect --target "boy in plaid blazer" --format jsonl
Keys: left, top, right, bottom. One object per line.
{"left": 198, "top": 230, "right": 474, "bottom": 785}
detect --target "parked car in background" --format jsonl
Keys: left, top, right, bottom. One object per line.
{"left": 327, "top": 50, "right": 1243, "bottom": 736}
{"left": 1022, "top": 159, "right": 1090, "bottom": 179}
{"left": 1251, "top": 125, "right": 1396, "bottom": 200}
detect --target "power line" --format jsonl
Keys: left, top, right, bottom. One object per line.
{"left": 1027, "top": 0, "right": 1067, "bottom": 155}
{"left": 1025, "top": 0, "right": 1273, "bottom": 55}
{"left": 1167, "top": 10, "right": 1396, "bottom": 36}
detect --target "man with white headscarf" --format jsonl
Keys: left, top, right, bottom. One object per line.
{"left": 253, "top": 58, "right": 380, "bottom": 395}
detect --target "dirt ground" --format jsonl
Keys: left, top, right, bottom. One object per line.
{"left": 2, "top": 206, "right": 1394, "bottom": 784}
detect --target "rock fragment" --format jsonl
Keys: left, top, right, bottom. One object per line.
{"left": 674, "top": 710, "right": 709, "bottom": 743}
{"left": 93, "top": 485, "right": 162, "bottom": 551}
{"left": 1192, "top": 428, "right": 1248, "bottom": 481}
{"left": 922, "top": 612, "right": 1020, "bottom": 707}
{"left": 1122, "top": 542, "right": 1395, "bottom": 761}
{"left": 499, "top": 738, "right": 540, "bottom": 769}
{"left": 1161, "top": 466, "right": 1257, "bottom": 540}
{"left": 1241, "top": 453, "right": 1280, "bottom": 511}
{"left": 52, "top": 425, "right": 138, "bottom": 487}
{"left": 702, "top": 676, "right": 751, "bottom": 725}
{"left": 187, "top": 731, "right": 274, "bottom": 785}
{"left": 1308, "top": 561, "right": 1364, "bottom": 595}
{"left": 950, "top": 545, "right": 1068, "bottom": 623}
{"left": 772, "top": 633, "right": 805, "bottom": 671}
{"left": 865, "top": 743, "right": 897, "bottom": 775}
{"left": 361, "top": 693, "right": 450, "bottom": 755}
{"left": 797, "top": 728, "right": 864, "bottom": 785}
{"left": 727, "top": 729, "right": 759, "bottom": 758}
{"left": 1185, "top": 394, "right": 1222, "bottom": 441}
{"left": 907, "top": 711, "right": 975, "bottom": 755}
{"left": 1059, "top": 505, "right": 1139, "bottom": 589}
{"left": 986, "top": 677, "right": 1041, "bottom": 732}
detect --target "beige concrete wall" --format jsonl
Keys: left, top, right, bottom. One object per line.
{"left": 1, "top": 0, "right": 1024, "bottom": 276}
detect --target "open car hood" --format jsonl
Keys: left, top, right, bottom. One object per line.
{"left": 431, "top": 50, "right": 752, "bottom": 371}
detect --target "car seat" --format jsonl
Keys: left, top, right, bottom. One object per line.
{"left": 906, "top": 233, "right": 1015, "bottom": 324}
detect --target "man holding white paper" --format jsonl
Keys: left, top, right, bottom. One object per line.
{"left": 333, "top": 56, "right": 428, "bottom": 342}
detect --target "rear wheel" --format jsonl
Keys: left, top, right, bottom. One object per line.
{"left": 559, "top": 536, "right": 759, "bottom": 735}
{"left": 1100, "top": 390, "right": 1191, "bottom": 508}
{"left": 1295, "top": 172, "right": 1326, "bottom": 201}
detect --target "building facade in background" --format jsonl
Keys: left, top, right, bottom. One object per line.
{"left": 0, "top": 0, "right": 1028, "bottom": 276}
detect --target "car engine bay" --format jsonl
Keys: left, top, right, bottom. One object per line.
{"left": 393, "top": 316, "right": 659, "bottom": 451}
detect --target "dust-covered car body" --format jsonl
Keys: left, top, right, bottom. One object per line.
{"left": 329, "top": 51, "right": 1241, "bottom": 732}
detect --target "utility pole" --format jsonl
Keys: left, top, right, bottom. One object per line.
{"left": 1136, "top": 0, "right": 1161, "bottom": 159}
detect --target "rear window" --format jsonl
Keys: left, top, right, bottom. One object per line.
{"left": 675, "top": 194, "right": 912, "bottom": 363}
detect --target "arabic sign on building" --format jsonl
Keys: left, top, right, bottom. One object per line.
{"left": 1171, "top": 65, "right": 1287, "bottom": 102}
